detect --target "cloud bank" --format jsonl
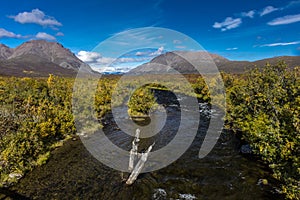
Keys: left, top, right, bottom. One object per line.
{"left": 9, "top": 9, "right": 62, "bottom": 27}
{"left": 77, "top": 47, "right": 165, "bottom": 73}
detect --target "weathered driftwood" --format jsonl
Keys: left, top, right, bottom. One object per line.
{"left": 126, "top": 128, "right": 155, "bottom": 185}
{"left": 128, "top": 129, "right": 140, "bottom": 171}
{"left": 126, "top": 142, "right": 155, "bottom": 185}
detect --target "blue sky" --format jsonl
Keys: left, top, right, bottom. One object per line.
{"left": 1, "top": 0, "right": 300, "bottom": 71}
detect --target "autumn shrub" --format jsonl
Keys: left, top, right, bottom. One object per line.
{"left": 226, "top": 62, "right": 300, "bottom": 199}
{"left": 127, "top": 86, "right": 158, "bottom": 117}
{"left": 0, "top": 75, "right": 76, "bottom": 186}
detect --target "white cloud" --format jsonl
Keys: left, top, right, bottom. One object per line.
{"left": 226, "top": 47, "right": 238, "bottom": 50}
{"left": 150, "top": 46, "right": 164, "bottom": 56}
{"left": 77, "top": 51, "right": 122, "bottom": 68}
{"left": 96, "top": 57, "right": 115, "bottom": 65}
{"left": 260, "top": 41, "right": 300, "bottom": 47}
{"left": 241, "top": 10, "right": 255, "bottom": 18}
{"left": 136, "top": 47, "right": 166, "bottom": 57}
{"left": 76, "top": 51, "right": 102, "bottom": 63}
{"left": 0, "top": 28, "right": 22, "bottom": 38}
{"left": 35, "top": 32, "right": 56, "bottom": 41}
{"left": 77, "top": 48, "right": 166, "bottom": 73}
{"left": 9, "top": 9, "right": 62, "bottom": 27}
{"left": 77, "top": 51, "right": 151, "bottom": 65}
{"left": 260, "top": 6, "right": 279, "bottom": 16}
{"left": 97, "top": 66, "right": 117, "bottom": 73}
{"left": 260, "top": 2, "right": 300, "bottom": 16}
{"left": 56, "top": 32, "right": 64, "bottom": 36}
{"left": 213, "top": 17, "right": 242, "bottom": 31}
{"left": 268, "top": 14, "right": 300, "bottom": 25}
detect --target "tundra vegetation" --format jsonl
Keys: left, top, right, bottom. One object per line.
{"left": 0, "top": 62, "right": 299, "bottom": 199}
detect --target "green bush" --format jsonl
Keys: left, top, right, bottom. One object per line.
{"left": 226, "top": 62, "right": 300, "bottom": 199}
{"left": 127, "top": 86, "right": 158, "bottom": 117}
{"left": 0, "top": 75, "right": 76, "bottom": 186}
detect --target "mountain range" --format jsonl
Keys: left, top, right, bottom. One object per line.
{"left": 133, "top": 51, "right": 300, "bottom": 74}
{"left": 0, "top": 40, "right": 299, "bottom": 77}
{"left": 0, "top": 40, "right": 94, "bottom": 77}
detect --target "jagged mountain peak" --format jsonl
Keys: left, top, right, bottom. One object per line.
{"left": 0, "top": 40, "right": 95, "bottom": 77}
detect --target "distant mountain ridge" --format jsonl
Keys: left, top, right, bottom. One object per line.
{"left": 1, "top": 40, "right": 299, "bottom": 76}
{"left": 0, "top": 40, "right": 94, "bottom": 77}
{"left": 133, "top": 51, "right": 300, "bottom": 74}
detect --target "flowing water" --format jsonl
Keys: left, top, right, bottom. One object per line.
{"left": 1, "top": 90, "right": 282, "bottom": 199}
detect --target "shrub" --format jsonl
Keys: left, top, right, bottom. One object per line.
{"left": 226, "top": 62, "right": 300, "bottom": 199}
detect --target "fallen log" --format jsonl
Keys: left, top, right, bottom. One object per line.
{"left": 126, "top": 142, "right": 155, "bottom": 185}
